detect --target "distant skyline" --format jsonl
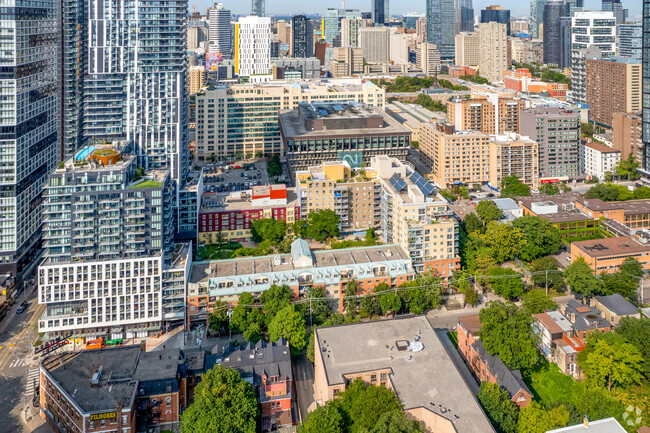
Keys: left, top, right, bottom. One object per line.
{"left": 196, "top": 0, "right": 641, "bottom": 19}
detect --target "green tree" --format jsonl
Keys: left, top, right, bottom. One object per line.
{"left": 344, "top": 280, "right": 359, "bottom": 316}
{"left": 528, "top": 256, "right": 564, "bottom": 291}
{"left": 478, "top": 382, "right": 518, "bottom": 433}
{"left": 297, "top": 285, "right": 332, "bottom": 325}
{"left": 365, "top": 227, "right": 377, "bottom": 243}
{"left": 230, "top": 292, "right": 264, "bottom": 335}
{"left": 480, "top": 222, "right": 526, "bottom": 263}
{"left": 479, "top": 301, "right": 539, "bottom": 369}
{"left": 181, "top": 365, "right": 258, "bottom": 433}
{"left": 459, "top": 186, "right": 470, "bottom": 199}
{"left": 306, "top": 209, "right": 340, "bottom": 241}
{"left": 578, "top": 337, "right": 644, "bottom": 391}
{"left": 267, "top": 154, "right": 282, "bottom": 177}
{"left": 260, "top": 284, "right": 292, "bottom": 325}
{"left": 584, "top": 183, "right": 621, "bottom": 201}
{"left": 574, "top": 387, "right": 625, "bottom": 424}
{"left": 379, "top": 292, "right": 402, "bottom": 315}
{"left": 617, "top": 317, "right": 650, "bottom": 379}
{"left": 298, "top": 403, "right": 344, "bottom": 433}
{"left": 464, "top": 285, "right": 479, "bottom": 306}
{"left": 521, "top": 289, "right": 558, "bottom": 314}
{"left": 208, "top": 300, "right": 229, "bottom": 336}
{"left": 487, "top": 268, "right": 524, "bottom": 300}
{"left": 581, "top": 122, "right": 594, "bottom": 138}
{"left": 511, "top": 216, "right": 562, "bottom": 261}
{"left": 250, "top": 218, "right": 287, "bottom": 244}
{"left": 268, "top": 305, "right": 307, "bottom": 353}
{"left": 414, "top": 93, "right": 447, "bottom": 112}
{"left": 616, "top": 153, "right": 640, "bottom": 181}
{"left": 599, "top": 271, "right": 638, "bottom": 301}
{"left": 500, "top": 175, "right": 531, "bottom": 198}
{"left": 339, "top": 380, "right": 403, "bottom": 432}
{"left": 516, "top": 402, "right": 569, "bottom": 433}
{"left": 476, "top": 201, "right": 504, "bottom": 223}
{"left": 539, "top": 183, "right": 560, "bottom": 195}
{"left": 564, "top": 257, "right": 600, "bottom": 297}
{"left": 464, "top": 213, "right": 484, "bottom": 234}
{"left": 366, "top": 411, "right": 425, "bottom": 433}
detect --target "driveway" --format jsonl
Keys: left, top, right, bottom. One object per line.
{"left": 292, "top": 352, "right": 315, "bottom": 423}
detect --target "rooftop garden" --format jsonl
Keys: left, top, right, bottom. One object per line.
{"left": 129, "top": 180, "right": 162, "bottom": 189}
{"left": 92, "top": 148, "right": 119, "bottom": 157}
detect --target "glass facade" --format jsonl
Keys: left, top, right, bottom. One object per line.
{"left": 426, "top": 0, "right": 455, "bottom": 58}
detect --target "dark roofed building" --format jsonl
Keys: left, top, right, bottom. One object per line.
{"left": 206, "top": 339, "right": 294, "bottom": 432}
{"left": 592, "top": 294, "right": 640, "bottom": 326}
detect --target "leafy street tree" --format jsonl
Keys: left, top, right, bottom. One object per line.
{"left": 344, "top": 280, "right": 359, "bottom": 316}
{"left": 464, "top": 285, "right": 479, "bottom": 307}
{"left": 367, "top": 411, "right": 426, "bottom": 433}
{"left": 539, "top": 183, "right": 560, "bottom": 195}
{"left": 581, "top": 122, "right": 594, "bottom": 137}
{"left": 616, "top": 153, "right": 640, "bottom": 181}
{"left": 574, "top": 387, "right": 625, "bottom": 424}
{"left": 516, "top": 402, "right": 569, "bottom": 433}
{"left": 250, "top": 218, "right": 287, "bottom": 244}
{"left": 476, "top": 201, "right": 504, "bottom": 223}
{"left": 260, "top": 284, "right": 292, "bottom": 325}
{"left": 359, "top": 293, "right": 380, "bottom": 317}
{"left": 617, "top": 317, "right": 650, "bottom": 379}
{"left": 500, "top": 175, "right": 531, "bottom": 198}
{"left": 528, "top": 256, "right": 564, "bottom": 291}
{"left": 297, "top": 285, "right": 332, "bottom": 325}
{"left": 298, "top": 403, "right": 345, "bottom": 433}
{"left": 414, "top": 92, "right": 447, "bottom": 112}
{"left": 511, "top": 216, "right": 562, "bottom": 261}
{"left": 366, "top": 227, "right": 377, "bottom": 243}
{"left": 338, "top": 380, "right": 403, "bottom": 432}
{"left": 306, "top": 209, "right": 340, "bottom": 241}
{"left": 267, "top": 154, "right": 282, "bottom": 177}
{"left": 479, "top": 301, "right": 539, "bottom": 369}
{"left": 487, "top": 268, "right": 524, "bottom": 300}
{"left": 521, "top": 289, "right": 558, "bottom": 314}
{"left": 564, "top": 257, "right": 601, "bottom": 297}
{"left": 268, "top": 305, "right": 307, "bottom": 353}
{"left": 478, "top": 382, "right": 518, "bottom": 433}
{"left": 480, "top": 222, "right": 526, "bottom": 263}
{"left": 208, "top": 300, "right": 229, "bottom": 336}
{"left": 230, "top": 292, "right": 265, "bottom": 339}
{"left": 578, "top": 336, "right": 644, "bottom": 391}
{"left": 620, "top": 256, "right": 644, "bottom": 280}
{"left": 379, "top": 292, "right": 402, "bottom": 315}
{"left": 181, "top": 365, "right": 258, "bottom": 433}
{"left": 599, "top": 271, "right": 638, "bottom": 301}
{"left": 464, "top": 213, "right": 484, "bottom": 234}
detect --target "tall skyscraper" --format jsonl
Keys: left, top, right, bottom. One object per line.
{"left": 292, "top": 15, "right": 314, "bottom": 58}
{"left": 619, "top": 24, "right": 642, "bottom": 58}
{"left": 642, "top": 0, "right": 650, "bottom": 171}
{"left": 208, "top": 3, "right": 232, "bottom": 57}
{"left": 602, "top": 0, "right": 628, "bottom": 25}
{"left": 571, "top": 11, "right": 617, "bottom": 58}
{"left": 481, "top": 5, "right": 510, "bottom": 35}
{"left": 455, "top": 0, "right": 475, "bottom": 34}
{"left": 478, "top": 22, "right": 509, "bottom": 82}
{"left": 426, "top": 0, "right": 456, "bottom": 58}
{"left": 0, "top": 0, "right": 58, "bottom": 281}
{"left": 236, "top": 16, "right": 271, "bottom": 77}
{"left": 252, "top": 0, "right": 265, "bottom": 16}
{"left": 530, "top": 0, "right": 546, "bottom": 39}
{"left": 372, "top": 0, "right": 386, "bottom": 25}
{"left": 84, "top": 0, "right": 189, "bottom": 189}
{"left": 543, "top": 0, "right": 569, "bottom": 67}
{"left": 324, "top": 8, "right": 361, "bottom": 48}
{"left": 341, "top": 17, "right": 372, "bottom": 47}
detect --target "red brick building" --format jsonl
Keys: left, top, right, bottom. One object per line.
{"left": 457, "top": 314, "right": 533, "bottom": 408}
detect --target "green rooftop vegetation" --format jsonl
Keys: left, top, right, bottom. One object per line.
{"left": 129, "top": 180, "right": 162, "bottom": 189}
{"left": 92, "top": 148, "right": 119, "bottom": 157}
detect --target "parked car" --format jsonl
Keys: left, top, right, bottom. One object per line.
{"left": 16, "top": 301, "right": 28, "bottom": 314}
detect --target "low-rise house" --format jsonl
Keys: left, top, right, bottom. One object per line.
{"left": 547, "top": 416, "right": 627, "bottom": 432}
{"left": 591, "top": 294, "right": 640, "bottom": 326}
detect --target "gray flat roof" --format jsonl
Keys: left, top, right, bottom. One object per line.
{"left": 547, "top": 417, "right": 626, "bottom": 433}
{"left": 315, "top": 316, "right": 495, "bottom": 433}
{"left": 594, "top": 294, "right": 639, "bottom": 316}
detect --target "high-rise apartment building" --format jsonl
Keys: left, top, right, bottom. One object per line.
{"left": 418, "top": 43, "right": 442, "bottom": 75}
{"left": 455, "top": 0, "right": 475, "bottom": 34}
{"left": 390, "top": 33, "right": 411, "bottom": 65}
{"left": 208, "top": 3, "right": 232, "bottom": 57}
{"left": 341, "top": 17, "right": 372, "bottom": 47}
{"left": 586, "top": 57, "right": 641, "bottom": 127}
{"left": 530, "top": 0, "right": 546, "bottom": 39}
{"left": 252, "top": 0, "right": 265, "bottom": 16}
{"left": 571, "top": 11, "right": 617, "bottom": 58}
{"left": 372, "top": 0, "right": 386, "bottom": 25}
{"left": 188, "top": 25, "right": 209, "bottom": 50}
{"left": 619, "top": 24, "right": 642, "bottom": 58}
{"left": 543, "top": 0, "right": 570, "bottom": 67}
{"left": 403, "top": 12, "right": 425, "bottom": 29}
{"left": 509, "top": 37, "right": 544, "bottom": 64}
{"left": 235, "top": 16, "right": 271, "bottom": 77}
{"left": 447, "top": 96, "right": 525, "bottom": 134}
{"left": 325, "top": 8, "right": 361, "bottom": 48}
{"left": 188, "top": 67, "right": 207, "bottom": 95}
{"left": 481, "top": 6, "right": 511, "bottom": 34}
{"left": 195, "top": 80, "right": 385, "bottom": 159}
{"left": 329, "top": 47, "right": 365, "bottom": 77}
{"left": 520, "top": 107, "right": 581, "bottom": 180}
{"left": 417, "top": 16, "right": 428, "bottom": 42}
{"left": 478, "top": 22, "right": 509, "bottom": 83}
{"left": 359, "top": 27, "right": 391, "bottom": 63}
{"left": 292, "top": 16, "right": 314, "bottom": 58}
{"left": 426, "top": 0, "right": 456, "bottom": 58}
{"left": 455, "top": 32, "right": 480, "bottom": 66}
{"left": 570, "top": 45, "right": 602, "bottom": 105}
{"left": 644, "top": 0, "right": 650, "bottom": 172}
{"left": 277, "top": 20, "right": 291, "bottom": 44}
{"left": 0, "top": 0, "right": 58, "bottom": 282}
{"left": 612, "top": 112, "right": 643, "bottom": 162}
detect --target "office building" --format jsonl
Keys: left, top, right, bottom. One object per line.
{"left": 509, "top": 37, "right": 544, "bottom": 64}
{"left": 455, "top": 32, "right": 481, "bottom": 66}
{"left": 325, "top": 8, "right": 362, "bottom": 48}
{"left": 271, "top": 58, "right": 321, "bottom": 79}
{"left": 390, "top": 33, "right": 410, "bottom": 65}
{"left": 329, "top": 47, "right": 365, "bottom": 77}
{"left": 372, "top": 0, "right": 386, "bottom": 25}
{"left": 0, "top": 0, "right": 57, "bottom": 283}
{"left": 296, "top": 161, "right": 380, "bottom": 233}
{"left": 252, "top": 0, "right": 265, "bottom": 16}
{"left": 359, "top": 27, "right": 391, "bottom": 63}
{"left": 195, "top": 80, "right": 385, "bottom": 160}
{"left": 188, "top": 239, "right": 414, "bottom": 315}
{"left": 446, "top": 96, "right": 525, "bottom": 135}
{"left": 279, "top": 101, "right": 411, "bottom": 174}
{"left": 530, "top": 0, "right": 545, "bottom": 39}
{"left": 188, "top": 66, "right": 207, "bottom": 95}
{"left": 582, "top": 141, "right": 620, "bottom": 181}
{"left": 586, "top": 57, "right": 641, "bottom": 127}
{"left": 619, "top": 23, "right": 642, "bottom": 58}
{"left": 455, "top": 0, "right": 475, "bottom": 34}
{"left": 341, "top": 17, "right": 372, "bottom": 47}
{"left": 277, "top": 20, "right": 291, "bottom": 44}
{"left": 416, "top": 16, "right": 428, "bottom": 42}
{"left": 481, "top": 5, "right": 511, "bottom": 34}
{"left": 520, "top": 107, "right": 581, "bottom": 181}
{"left": 199, "top": 185, "right": 301, "bottom": 244}
{"left": 236, "top": 16, "right": 271, "bottom": 77}
{"left": 188, "top": 25, "right": 209, "bottom": 50}
{"left": 403, "top": 12, "right": 425, "bottom": 29}
{"left": 572, "top": 11, "right": 617, "bottom": 58}
{"left": 571, "top": 236, "right": 650, "bottom": 273}
{"left": 208, "top": 3, "right": 232, "bottom": 56}
{"left": 478, "top": 22, "right": 509, "bottom": 83}
{"left": 292, "top": 16, "right": 314, "bottom": 58}
{"left": 426, "top": 0, "right": 456, "bottom": 58}
{"left": 418, "top": 43, "right": 442, "bottom": 75}
{"left": 612, "top": 112, "right": 643, "bottom": 162}
{"left": 38, "top": 143, "right": 191, "bottom": 336}
{"left": 313, "top": 317, "right": 495, "bottom": 433}
{"left": 543, "top": 0, "right": 570, "bottom": 67}
{"left": 602, "top": 0, "right": 627, "bottom": 25}
{"left": 570, "top": 45, "right": 602, "bottom": 105}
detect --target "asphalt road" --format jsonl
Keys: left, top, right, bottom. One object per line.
{"left": 292, "top": 351, "right": 315, "bottom": 423}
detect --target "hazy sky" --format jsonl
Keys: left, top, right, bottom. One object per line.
{"left": 196, "top": 0, "right": 641, "bottom": 21}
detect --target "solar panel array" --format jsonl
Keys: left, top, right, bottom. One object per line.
{"left": 389, "top": 173, "right": 407, "bottom": 192}
{"left": 410, "top": 171, "right": 436, "bottom": 197}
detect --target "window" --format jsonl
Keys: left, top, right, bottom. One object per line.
{"left": 166, "top": 397, "right": 172, "bottom": 406}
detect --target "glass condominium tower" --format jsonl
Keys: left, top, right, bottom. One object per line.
{"left": 84, "top": 0, "right": 189, "bottom": 189}
{"left": 0, "top": 1, "right": 58, "bottom": 280}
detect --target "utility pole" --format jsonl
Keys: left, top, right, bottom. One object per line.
{"left": 545, "top": 270, "right": 549, "bottom": 296}
{"left": 309, "top": 295, "right": 313, "bottom": 327}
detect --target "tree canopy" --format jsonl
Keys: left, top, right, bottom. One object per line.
{"left": 577, "top": 333, "right": 644, "bottom": 391}
{"left": 486, "top": 268, "right": 524, "bottom": 300}
{"left": 500, "top": 175, "right": 531, "bottom": 198}
{"left": 511, "top": 216, "right": 562, "bottom": 261}
{"left": 267, "top": 154, "right": 282, "bottom": 177}
{"left": 414, "top": 93, "right": 447, "bottom": 112}
{"left": 476, "top": 201, "right": 503, "bottom": 223}
{"left": 521, "top": 289, "right": 558, "bottom": 314}
{"left": 268, "top": 304, "right": 307, "bottom": 353}
{"left": 564, "top": 257, "right": 600, "bottom": 297}
{"left": 250, "top": 218, "right": 287, "bottom": 244}
{"left": 617, "top": 317, "right": 650, "bottom": 380}
{"left": 516, "top": 402, "right": 569, "bottom": 433}
{"left": 478, "top": 382, "right": 518, "bottom": 433}
{"left": 584, "top": 183, "right": 650, "bottom": 201}
{"left": 479, "top": 301, "right": 539, "bottom": 369}
{"left": 528, "top": 256, "right": 564, "bottom": 292}
{"left": 260, "top": 284, "right": 292, "bottom": 325}
{"left": 302, "top": 209, "right": 340, "bottom": 241}
{"left": 181, "top": 365, "right": 258, "bottom": 433}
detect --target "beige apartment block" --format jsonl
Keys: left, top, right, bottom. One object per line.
{"left": 446, "top": 96, "right": 524, "bottom": 135}
{"left": 612, "top": 112, "right": 642, "bottom": 162}
{"left": 341, "top": 17, "right": 371, "bottom": 48}
{"left": 455, "top": 32, "right": 480, "bottom": 67}
{"left": 586, "top": 57, "right": 641, "bottom": 127}
{"left": 478, "top": 22, "right": 509, "bottom": 83}
{"left": 329, "top": 47, "right": 364, "bottom": 77}
{"left": 359, "top": 27, "right": 390, "bottom": 63}
{"left": 188, "top": 66, "right": 207, "bottom": 95}
{"left": 489, "top": 133, "right": 539, "bottom": 188}
{"left": 509, "top": 37, "right": 544, "bottom": 65}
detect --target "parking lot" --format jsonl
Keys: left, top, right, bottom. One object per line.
{"left": 202, "top": 159, "right": 269, "bottom": 193}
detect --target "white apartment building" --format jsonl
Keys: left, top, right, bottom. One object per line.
{"left": 236, "top": 15, "right": 271, "bottom": 77}
{"left": 208, "top": 3, "right": 232, "bottom": 56}
{"left": 583, "top": 141, "right": 621, "bottom": 181}
{"left": 572, "top": 11, "right": 617, "bottom": 58}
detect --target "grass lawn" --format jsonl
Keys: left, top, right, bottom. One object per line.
{"left": 129, "top": 180, "right": 162, "bottom": 189}
{"left": 447, "top": 331, "right": 459, "bottom": 349}
{"left": 197, "top": 242, "right": 242, "bottom": 261}
{"left": 522, "top": 361, "right": 585, "bottom": 408}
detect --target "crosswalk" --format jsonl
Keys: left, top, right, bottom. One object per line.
{"left": 9, "top": 357, "right": 25, "bottom": 368}
{"left": 25, "top": 368, "right": 39, "bottom": 396}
